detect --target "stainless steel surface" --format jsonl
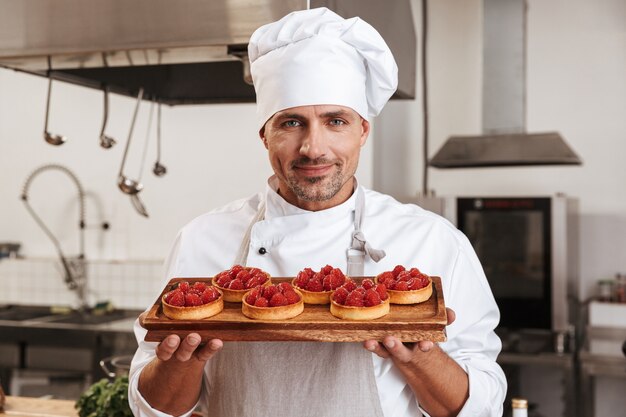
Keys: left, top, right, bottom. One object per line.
{"left": 0, "top": 0, "right": 415, "bottom": 104}
{"left": 43, "top": 77, "right": 67, "bottom": 146}
{"left": 117, "top": 88, "right": 149, "bottom": 217}
{"left": 430, "top": 0, "right": 582, "bottom": 168}
{"left": 20, "top": 165, "right": 89, "bottom": 308}
{"left": 429, "top": 132, "right": 583, "bottom": 168}
{"left": 99, "top": 87, "right": 116, "bottom": 149}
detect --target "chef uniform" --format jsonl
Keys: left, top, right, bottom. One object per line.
{"left": 129, "top": 7, "right": 506, "bottom": 417}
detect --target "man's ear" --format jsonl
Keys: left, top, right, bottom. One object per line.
{"left": 259, "top": 126, "right": 268, "bottom": 149}
{"left": 360, "top": 118, "right": 370, "bottom": 147}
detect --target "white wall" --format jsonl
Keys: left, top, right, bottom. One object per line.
{"left": 375, "top": 0, "right": 626, "bottom": 301}
{"left": 0, "top": 68, "right": 375, "bottom": 260}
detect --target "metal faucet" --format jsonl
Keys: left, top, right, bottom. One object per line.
{"left": 20, "top": 164, "right": 88, "bottom": 310}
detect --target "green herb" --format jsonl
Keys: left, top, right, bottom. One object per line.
{"left": 75, "top": 376, "right": 132, "bottom": 417}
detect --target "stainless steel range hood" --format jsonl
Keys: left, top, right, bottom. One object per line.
{"left": 429, "top": 0, "right": 581, "bottom": 168}
{"left": 0, "top": 0, "right": 415, "bottom": 105}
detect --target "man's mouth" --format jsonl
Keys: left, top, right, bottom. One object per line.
{"left": 293, "top": 164, "right": 334, "bottom": 177}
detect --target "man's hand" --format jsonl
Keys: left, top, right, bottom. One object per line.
{"left": 362, "top": 308, "right": 467, "bottom": 417}
{"left": 156, "top": 333, "right": 223, "bottom": 363}
{"left": 363, "top": 308, "right": 456, "bottom": 359}
{"left": 138, "top": 331, "right": 223, "bottom": 416}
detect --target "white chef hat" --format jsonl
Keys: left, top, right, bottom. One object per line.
{"left": 248, "top": 7, "right": 398, "bottom": 130}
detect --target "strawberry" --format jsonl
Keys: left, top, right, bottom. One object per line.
{"left": 177, "top": 281, "right": 191, "bottom": 293}
{"left": 392, "top": 265, "right": 406, "bottom": 278}
{"left": 201, "top": 288, "right": 217, "bottom": 304}
{"left": 284, "top": 290, "right": 300, "bottom": 305}
{"left": 185, "top": 292, "right": 202, "bottom": 306}
{"left": 230, "top": 265, "right": 244, "bottom": 276}
{"left": 409, "top": 267, "right": 421, "bottom": 277}
{"left": 321, "top": 264, "right": 334, "bottom": 275}
{"left": 322, "top": 275, "right": 333, "bottom": 291}
{"left": 277, "top": 282, "right": 293, "bottom": 293}
{"left": 192, "top": 282, "right": 207, "bottom": 293}
{"left": 395, "top": 281, "right": 409, "bottom": 291}
{"left": 364, "top": 289, "right": 382, "bottom": 307}
{"left": 343, "top": 279, "right": 357, "bottom": 292}
{"left": 330, "top": 268, "right": 345, "bottom": 279}
{"left": 295, "top": 271, "right": 310, "bottom": 287}
{"left": 269, "top": 293, "right": 288, "bottom": 307}
{"left": 248, "top": 267, "right": 261, "bottom": 276}
{"left": 236, "top": 270, "right": 251, "bottom": 283}
{"left": 228, "top": 279, "right": 244, "bottom": 290}
{"left": 345, "top": 291, "right": 365, "bottom": 307}
{"left": 333, "top": 287, "right": 349, "bottom": 305}
{"left": 262, "top": 285, "right": 278, "bottom": 300}
{"left": 245, "top": 275, "right": 261, "bottom": 289}
{"left": 306, "top": 279, "right": 324, "bottom": 292}
{"left": 396, "top": 271, "right": 412, "bottom": 282}
{"left": 167, "top": 290, "right": 185, "bottom": 306}
{"left": 254, "top": 297, "right": 269, "bottom": 307}
{"left": 329, "top": 273, "right": 345, "bottom": 290}
{"left": 361, "top": 279, "right": 375, "bottom": 290}
{"left": 217, "top": 274, "right": 231, "bottom": 287}
{"left": 374, "top": 284, "right": 388, "bottom": 300}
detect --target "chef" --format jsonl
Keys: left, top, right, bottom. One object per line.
{"left": 129, "top": 7, "right": 506, "bottom": 417}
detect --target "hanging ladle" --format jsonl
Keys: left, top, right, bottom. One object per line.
{"left": 152, "top": 103, "right": 167, "bottom": 176}
{"left": 117, "top": 88, "right": 149, "bottom": 217}
{"left": 43, "top": 76, "right": 67, "bottom": 146}
{"left": 99, "top": 86, "right": 116, "bottom": 149}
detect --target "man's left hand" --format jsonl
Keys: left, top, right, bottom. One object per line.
{"left": 364, "top": 308, "right": 456, "bottom": 361}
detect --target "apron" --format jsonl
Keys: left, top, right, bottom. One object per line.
{"left": 204, "top": 187, "right": 387, "bottom": 417}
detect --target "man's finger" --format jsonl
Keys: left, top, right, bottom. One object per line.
{"left": 174, "top": 334, "right": 202, "bottom": 362}
{"left": 446, "top": 307, "right": 456, "bottom": 325}
{"left": 155, "top": 335, "right": 180, "bottom": 361}
{"left": 381, "top": 336, "right": 414, "bottom": 363}
{"left": 363, "top": 340, "right": 391, "bottom": 358}
{"left": 196, "top": 339, "right": 224, "bottom": 361}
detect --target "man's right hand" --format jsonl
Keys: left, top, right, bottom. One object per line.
{"left": 156, "top": 334, "right": 223, "bottom": 363}
{"left": 138, "top": 333, "right": 223, "bottom": 415}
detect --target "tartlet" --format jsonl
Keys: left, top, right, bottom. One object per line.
{"left": 375, "top": 266, "right": 433, "bottom": 305}
{"left": 292, "top": 265, "right": 347, "bottom": 304}
{"left": 161, "top": 281, "right": 223, "bottom": 320}
{"left": 241, "top": 283, "right": 304, "bottom": 320}
{"left": 329, "top": 279, "right": 390, "bottom": 321}
{"left": 212, "top": 265, "right": 271, "bottom": 302}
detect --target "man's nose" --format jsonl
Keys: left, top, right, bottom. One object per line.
{"left": 299, "top": 124, "right": 327, "bottom": 158}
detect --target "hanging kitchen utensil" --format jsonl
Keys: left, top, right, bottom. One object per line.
{"left": 99, "top": 86, "right": 116, "bottom": 149}
{"left": 43, "top": 77, "right": 67, "bottom": 146}
{"left": 117, "top": 88, "right": 149, "bottom": 217}
{"left": 153, "top": 103, "right": 167, "bottom": 177}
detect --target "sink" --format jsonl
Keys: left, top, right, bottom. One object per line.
{"left": 46, "top": 309, "right": 138, "bottom": 325}
{"left": 0, "top": 305, "right": 55, "bottom": 321}
{"left": 0, "top": 304, "right": 140, "bottom": 325}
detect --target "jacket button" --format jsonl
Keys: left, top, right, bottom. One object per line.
{"left": 258, "top": 247, "right": 267, "bottom": 255}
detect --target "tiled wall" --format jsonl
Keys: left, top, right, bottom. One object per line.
{"left": 0, "top": 258, "right": 165, "bottom": 310}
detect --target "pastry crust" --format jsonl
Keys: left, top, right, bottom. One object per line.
{"left": 162, "top": 292, "right": 224, "bottom": 320}
{"left": 376, "top": 276, "right": 433, "bottom": 305}
{"left": 212, "top": 273, "right": 271, "bottom": 302}
{"left": 241, "top": 288, "right": 304, "bottom": 320}
{"left": 291, "top": 278, "right": 332, "bottom": 304}
{"left": 330, "top": 297, "right": 390, "bottom": 321}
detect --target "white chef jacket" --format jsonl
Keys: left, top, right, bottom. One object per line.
{"left": 129, "top": 177, "right": 507, "bottom": 417}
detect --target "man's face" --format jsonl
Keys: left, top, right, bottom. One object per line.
{"left": 260, "top": 105, "right": 370, "bottom": 211}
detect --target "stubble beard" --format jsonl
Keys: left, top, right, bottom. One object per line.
{"left": 286, "top": 163, "right": 346, "bottom": 202}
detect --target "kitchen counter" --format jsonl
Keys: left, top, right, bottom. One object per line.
{"left": 1, "top": 396, "right": 77, "bottom": 417}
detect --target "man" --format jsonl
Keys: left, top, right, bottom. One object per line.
{"left": 129, "top": 7, "right": 506, "bottom": 417}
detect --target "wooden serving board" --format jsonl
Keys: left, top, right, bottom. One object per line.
{"left": 140, "top": 277, "right": 448, "bottom": 343}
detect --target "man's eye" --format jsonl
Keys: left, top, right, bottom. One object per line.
{"left": 329, "top": 119, "right": 346, "bottom": 126}
{"left": 283, "top": 120, "right": 301, "bottom": 127}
